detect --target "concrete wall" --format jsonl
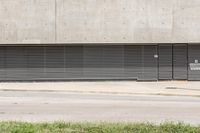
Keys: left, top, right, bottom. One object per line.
{"left": 0, "top": 0, "right": 200, "bottom": 44}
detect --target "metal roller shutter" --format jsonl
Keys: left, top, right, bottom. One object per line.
{"left": 27, "top": 46, "right": 44, "bottom": 80}
{"left": 101, "top": 46, "right": 124, "bottom": 79}
{"left": 45, "top": 46, "right": 65, "bottom": 79}
{"left": 83, "top": 46, "right": 103, "bottom": 78}
{"left": 83, "top": 45, "right": 124, "bottom": 79}
{"left": 5, "top": 47, "right": 28, "bottom": 80}
{"left": 158, "top": 44, "right": 173, "bottom": 80}
{"left": 141, "top": 45, "right": 158, "bottom": 80}
{"left": 65, "top": 46, "right": 83, "bottom": 79}
{"left": 0, "top": 47, "right": 5, "bottom": 80}
{"left": 0, "top": 45, "right": 159, "bottom": 81}
{"left": 124, "top": 46, "right": 142, "bottom": 80}
{"left": 173, "top": 44, "right": 188, "bottom": 80}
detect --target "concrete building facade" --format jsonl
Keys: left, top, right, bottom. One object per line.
{"left": 0, "top": 0, "right": 200, "bottom": 81}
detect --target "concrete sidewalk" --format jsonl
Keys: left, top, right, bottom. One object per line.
{"left": 0, "top": 81, "right": 200, "bottom": 97}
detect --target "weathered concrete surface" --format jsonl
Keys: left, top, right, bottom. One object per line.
{"left": 0, "top": 0, "right": 200, "bottom": 44}
{"left": 0, "top": 0, "right": 55, "bottom": 44}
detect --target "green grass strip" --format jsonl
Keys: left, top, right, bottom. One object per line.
{"left": 0, "top": 122, "right": 199, "bottom": 133}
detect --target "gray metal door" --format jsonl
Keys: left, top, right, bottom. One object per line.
{"left": 173, "top": 44, "right": 188, "bottom": 80}
{"left": 65, "top": 46, "right": 83, "bottom": 79}
{"left": 0, "top": 47, "right": 5, "bottom": 80}
{"left": 158, "top": 44, "right": 173, "bottom": 80}
{"left": 45, "top": 46, "right": 65, "bottom": 79}
{"left": 188, "top": 44, "right": 200, "bottom": 80}
{"left": 124, "top": 46, "right": 142, "bottom": 80}
{"left": 5, "top": 47, "right": 28, "bottom": 80}
{"left": 27, "top": 46, "right": 44, "bottom": 80}
{"left": 141, "top": 45, "right": 158, "bottom": 80}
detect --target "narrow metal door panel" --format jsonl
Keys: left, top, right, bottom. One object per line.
{"left": 0, "top": 47, "right": 5, "bottom": 80}
{"left": 45, "top": 46, "right": 65, "bottom": 79}
{"left": 158, "top": 45, "right": 173, "bottom": 80}
{"left": 188, "top": 45, "right": 200, "bottom": 80}
{"left": 27, "top": 47, "right": 44, "bottom": 80}
{"left": 141, "top": 45, "right": 158, "bottom": 80}
{"left": 101, "top": 46, "right": 124, "bottom": 78}
{"left": 124, "top": 46, "right": 142, "bottom": 79}
{"left": 83, "top": 46, "right": 103, "bottom": 78}
{"left": 173, "top": 44, "right": 187, "bottom": 80}
{"left": 65, "top": 46, "right": 83, "bottom": 79}
{"left": 5, "top": 47, "right": 27, "bottom": 80}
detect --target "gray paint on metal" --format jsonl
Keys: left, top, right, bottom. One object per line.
{"left": 45, "top": 46, "right": 65, "bottom": 79}
{"left": 65, "top": 46, "right": 83, "bottom": 78}
{"left": 158, "top": 44, "right": 173, "bottom": 80}
{"left": 27, "top": 47, "right": 44, "bottom": 79}
{"left": 83, "top": 45, "right": 125, "bottom": 79}
{"left": 124, "top": 46, "right": 142, "bottom": 80}
{"left": 0, "top": 45, "right": 159, "bottom": 81}
{"left": 140, "top": 45, "right": 158, "bottom": 80}
{"left": 188, "top": 44, "right": 200, "bottom": 80}
{"left": 173, "top": 44, "right": 188, "bottom": 80}
{"left": 0, "top": 47, "right": 5, "bottom": 80}
{"left": 0, "top": 44, "right": 191, "bottom": 81}
{"left": 5, "top": 47, "right": 28, "bottom": 80}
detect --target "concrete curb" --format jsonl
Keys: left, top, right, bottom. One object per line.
{"left": 1, "top": 89, "right": 200, "bottom": 98}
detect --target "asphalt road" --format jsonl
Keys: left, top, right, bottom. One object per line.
{"left": 0, "top": 91, "right": 200, "bottom": 124}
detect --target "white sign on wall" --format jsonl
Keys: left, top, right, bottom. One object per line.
{"left": 190, "top": 60, "right": 200, "bottom": 70}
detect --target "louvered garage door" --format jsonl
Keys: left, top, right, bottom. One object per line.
{"left": 27, "top": 47, "right": 44, "bottom": 80}
{"left": 124, "top": 45, "right": 158, "bottom": 80}
{"left": 65, "top": 46, "right": 83, "bottom": 79}
{"left": 83, "top": 46, "right": 125, "bottom": 79}
{"left": 0, "top": 45, "right": 158, "bottom": 81}
{"left": 141, "top": 45, "right": 158, "bottom": 80}
{"left": 0, "top": 47, "right": 28, "bottom": 80}
{"left": 124, "top": 46, "right": 142, "bottom": 79}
